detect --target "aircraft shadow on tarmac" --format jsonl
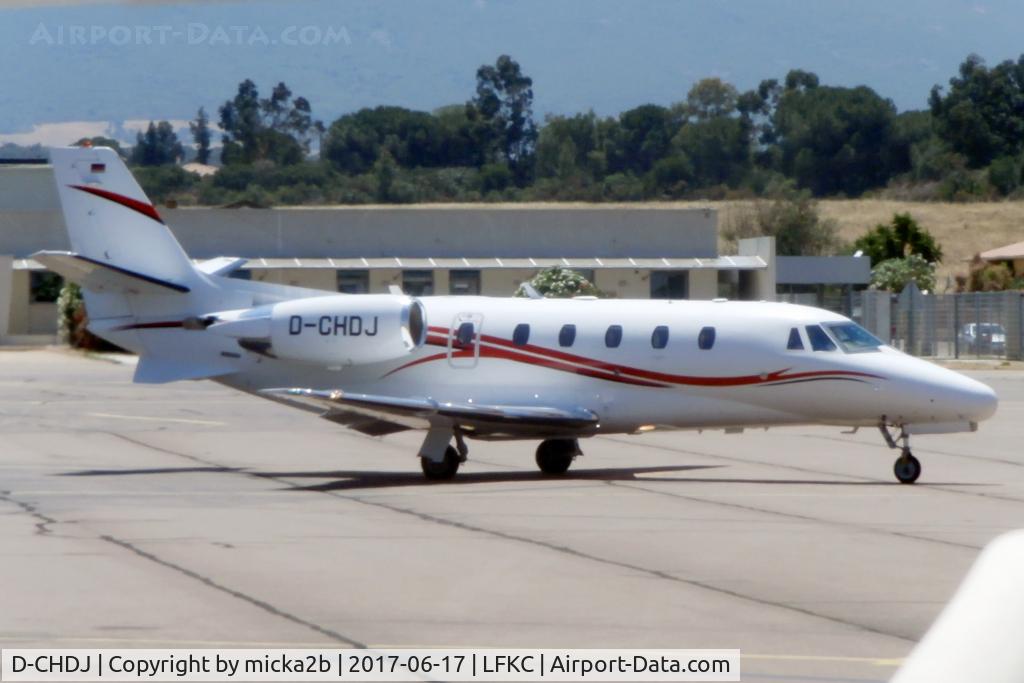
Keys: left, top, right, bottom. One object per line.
{"left": 61, "top": 464, "right": 983, "bottom": 492}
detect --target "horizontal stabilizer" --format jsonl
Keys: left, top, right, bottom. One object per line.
{"left": 32, "top": 251, "right": 190, "bottom": 295}
{"left": 134, "top": 356, "right": 236, "bottom": 384}
{"left": 196, "top": 256, "right": 248, "bottom": 277}
{"left": 261, "top": 387, "right": 599, "bottom": 437}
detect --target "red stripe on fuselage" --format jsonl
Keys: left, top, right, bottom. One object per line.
{"left": 422, "top": 325, "right": 883, "bottom": 387}
{"left": 70, "top": 184, "right": 164, "bottom": 224}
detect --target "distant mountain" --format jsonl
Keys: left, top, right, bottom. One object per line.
{"left": 2, "top": 0, "right": 1023, "bottom": 144}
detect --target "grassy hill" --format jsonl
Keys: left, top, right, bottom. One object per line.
{"left": 693, "top": 200, "right": 1024, "bottom": 291}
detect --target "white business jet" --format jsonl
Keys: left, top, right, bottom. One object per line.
{"left": 35, "top": 147, "right": 997, "bottom": 482}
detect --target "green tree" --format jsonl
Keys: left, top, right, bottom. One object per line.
{"left": 684, "top": 77, "right": 739, "bottom": 121}
{"left": 929, "top": 54, "right": 1024, "bottom": 167}
{"left": 189, "top": 107, "right": 212, "bottom": 165}
{"left": 987, "top": 155, "right": 1023, "bottom": 196}
{"left": 853, "top": 213, "right": 943, "bottom": 266}
{"left": 673, "top": 117, "right": 750, "bottom": 188}
{"left": 219, "top": 79, "right": 319, "bottom": 165}
{"left": 471, "top": 55, "right": 538, "bottom": 179}
{"left": 772, "top": 75, "right": 900, "bottom": 195}
{"left": 608, "top": 104, "right": 677, "bottom": 175}
{"left": 515, "top": 266, "right": 604, "bottom": 298}
{"left": 871, "top": 254, "right": 936, "bottom": 293}
{"left": 324, "top": 106, "right": 447, "bottom": 173}
{"left": 535, "top": 111, "right": 616, "bottom": 183}
{"left": 130, "top": 121, "right": 184, "bottom": 166}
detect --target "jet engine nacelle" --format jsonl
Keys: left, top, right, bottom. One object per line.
{"left": 206, "top": 294, "right": 426, "bottom": 366}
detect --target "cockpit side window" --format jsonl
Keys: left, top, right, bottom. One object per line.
{"left": 805, "top": 325, "right": 837, "bottom": 352}
{"left": 824, "top": 322, "right": 883, "bottom": 353}
{"left": 787, "top": 327, "right": 804, "bottom": 350}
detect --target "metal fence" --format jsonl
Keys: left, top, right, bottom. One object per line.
{"left": 852, "top": 289, "right": 1024, "bottom": 360}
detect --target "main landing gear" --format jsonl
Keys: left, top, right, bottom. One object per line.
{"left": 879, "top": 424, "right": 922, "bottom": 484}
{"left": 418, "top": 428, "right": 468, "bottom": 481}
{"left": 416, "top": 429, "right": 583, "bottom": 480}
{"left": 535, "top": 438, "right": 581, "bottom": 475}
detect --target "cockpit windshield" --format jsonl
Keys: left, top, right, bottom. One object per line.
{"left": 824, "top": 322, "right": 884, "bottom": 353}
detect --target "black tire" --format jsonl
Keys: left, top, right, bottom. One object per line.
{"left": 894, "top": 452, "right": 921, "bottom": 484}
{"left": 535, "top": 439, "right": 578, "bottom": 475}
{"left": 421, "top": 445, "right": 460, "bottom": 480}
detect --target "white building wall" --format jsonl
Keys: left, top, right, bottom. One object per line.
{"left": 689, "top": 270, "right": 718, "bottom": 300}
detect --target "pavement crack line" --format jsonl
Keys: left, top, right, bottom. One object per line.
{"left": 110, "top": 433, "right": 915, "bottom": 644}
{"left": 39, "top": 438, "right": 368, "bottom": 649}
{"left": 0, "top": 489, "right": 59, "bottom": 536}
{"left": 97, "top": 535, "right": 366, "bottom": 649}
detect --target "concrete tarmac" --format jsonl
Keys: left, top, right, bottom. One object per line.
{"left": 2, "top": 349, "right": 1023, "bottom": 682}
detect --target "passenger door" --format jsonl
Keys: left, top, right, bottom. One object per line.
{"left": 448, "top": 312, "right": 483, "bottom": 368}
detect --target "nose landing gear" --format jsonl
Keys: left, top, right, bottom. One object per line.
{"left": 879, "top": 423, "right": 921, "bottom": 484}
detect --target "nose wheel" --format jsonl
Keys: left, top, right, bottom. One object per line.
{"left": 879, "top": 423, "right": 921, "bottom": 484}
{"left": 894, "top": 451, "right": 921, "bottom": 484}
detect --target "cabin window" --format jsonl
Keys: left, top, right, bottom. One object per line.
{"left": 698, "top": 326, "right": 716, "bottom": 350}
{"left": 512, "top": 323, "right": 530, "bottom": 346}
{"left": 455, "top": 322, "right": 475, "bottom": 347}
{"left": 787, "top": 327, "right": 804, "bottom": 350}
{"left": 651, "top": 325, "right": 670, "bottom": 349}
{"left": 559, "top": 324, "right": 577, "bottom": 347}
{"left": 605, "top": 325, "right": 623, "bottom": 348}
{"left": 824, "top": 322, "right": 883, "bottom": 353}
{"left": 806, "top": 325, "right": 837, "bottom": 352}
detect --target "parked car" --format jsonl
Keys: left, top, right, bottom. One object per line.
{"left": 958, "top": 322, "right": 1007, "bottom": 355}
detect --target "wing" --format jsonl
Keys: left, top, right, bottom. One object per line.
{"left": 261, "top": 388, "right": 600, "bottom": 439}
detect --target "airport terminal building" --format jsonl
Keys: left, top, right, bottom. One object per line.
{"left": 0, "top": 164, "right": 865, "bottom": 343}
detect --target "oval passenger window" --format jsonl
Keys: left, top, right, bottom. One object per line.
{"left": 605, "top": 325, "right": 623, "bottom": 348}
{"left": 698, "top": 326, "right": 716, "bottom": 350}
{"left": 559, "top": 324, "right": 577, "bottom": 347}
{"left": 651, "top": 325, "right": 669, "bottom": 349}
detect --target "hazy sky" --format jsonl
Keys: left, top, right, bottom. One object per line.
{"left": 2, "top": 0, "right": 1023, "bottom": 145}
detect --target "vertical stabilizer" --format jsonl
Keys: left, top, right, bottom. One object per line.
{"left": 49, "top": 146, "right": 197, "bottom": 291}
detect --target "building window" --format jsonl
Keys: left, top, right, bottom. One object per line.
{"left": 787, "top": 327, "right": 804, "bottom": 350}
{"left": 605, "top": 325, "right": 623, "bottom": 348}
{"left": 402, "top": 270, "right": 434, "bottom": 296}
{"left": 30, "top": 272, "right": 62, "bottom": 303}
{"left": 650, "top": 271, "right": 688, "bottom": 299}
{"left": 449, "top": 269, "right": 481, "bottom": 296}
{"left": 698, "top": 326, "right": 716, "bottom": 350}
{"left": 513, "top": 324, "right": 530, "bottom": 346}
{"left": 805, "top": 325, "right": 837, "bottom": 352}
{"left": 717, "top": 270, "right": 738, "bottom": 299}
{"left": 651, "top": 325, "right": 670, "bottom": 349}
{"left": 336, "top": 269, "right": 368, "bottom": 293}
{"left": 559, "top": 324, "right": 577, "bottom": 347}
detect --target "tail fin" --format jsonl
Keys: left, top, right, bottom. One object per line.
{"left": 48, "top": 146, "right": 198, "bottom": 292}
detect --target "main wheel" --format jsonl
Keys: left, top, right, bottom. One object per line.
{"left": 421, "top": 445, "right": 460, "bottom": 480}
{"left": 535, "top": 439, "right": 578, "bottom": 475}
{"left": 894, "top": 452, "right": 921, "bottom": 484}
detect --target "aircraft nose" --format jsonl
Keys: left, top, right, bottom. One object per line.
{"left": 953, "top": 375, "right": 998, "bottom": 422}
